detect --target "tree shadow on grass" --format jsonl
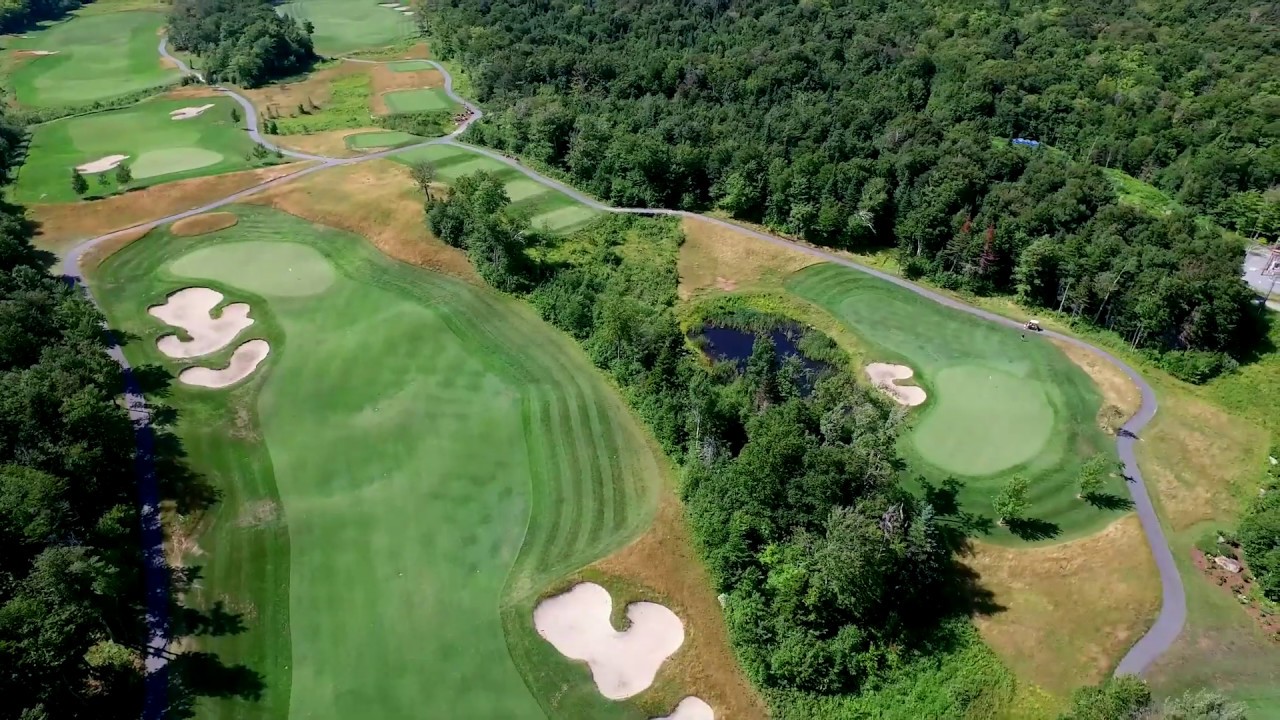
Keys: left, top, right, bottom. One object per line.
{"left": 1006, "top": 517, "right": 1061, "bottom": 541}
{"left": 173, "top": 600, "right": 248, "bottom": 638}
{"left": 165, "top": 652, "right": 266, "bottom": 718}
{"left": 1084, "top": 492, "right": 1135, "bottom": 511}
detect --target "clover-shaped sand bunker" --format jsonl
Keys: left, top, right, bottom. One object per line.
{"left": 865, "top": 362, "right": 927, "bottom": 407}
{"left": 148, "top": 287, "right": 253, "bottom": 359}
{"left": 179, "top": 339, "right": 270, "bottom": 389}
{"left": 653, "top": 697, "right": 714, "bottom": 720}
{"left": 534, "top": 582, "right": 684, "bottom": 700}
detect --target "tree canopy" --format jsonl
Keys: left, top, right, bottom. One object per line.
{"left": 168, "top": 0, "right": 316, "bottom": 87}
{"left": 427, "top": 0, "right": 1276, "bottom": 373}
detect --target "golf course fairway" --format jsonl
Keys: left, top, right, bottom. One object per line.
{"left": 275, "top": 0, "right": 416, "bottom": 55}
{"left": 788, "top": 263, "right": 1126, "bottom": 542}
{"left": 87, "top": 205, "right": 666, "bottom": 719}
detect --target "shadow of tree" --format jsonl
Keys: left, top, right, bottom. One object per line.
{"left": 1084, "top": 492, "right": 1135, "bottom": 511}
{"left": 172, "top": 600, "right": 248, "bottom": 638}
{"left": 165, "top": 652, "right": 266, "bottom": 718}
{"left": 1006, "top": 517, "right": 1061, "bottom": 541}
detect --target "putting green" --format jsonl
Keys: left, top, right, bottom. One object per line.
{"left": 911, "top": 365, "right": 1055, "bottom": 476}
{"left": 395, "top": 144, "right": 601, "bottom": 235}
{"left": 383, "top": 87, "right": 456, "bottom": 113}
{"left": 388, "top": 59, "right": 434, "bottom": 72}
{"left": 12, "top": 95, "right": 264, "bottom": 203}
{"left": 787, "top": 263, "right": 1124, "bottom": 542}
{"left": 87, "top": 206, "right": 664, "bottom": 718}
{"left": 275, "top": 0, "right": 416, "bottom": 55}
{"left": 131, "top": 148, "right": 224, "bottom": 179}
{"left": 344, "top": 130, "right": 420, "bottom": 150}
{"left": 6, "top": 10, "right": 180, "bottom": 107}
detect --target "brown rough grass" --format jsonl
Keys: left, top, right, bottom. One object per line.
{"left": 32, "top": 163, "right": 308, "bottom": 254}
{"left": 1052, "top": 339, "right": 1142, "bottom": 431}
{"left": 677, "top": 216, "right": 818, "bottom": 300}
{"left": 162, "top": 85, "right": 223, "bottom": 100}
{"left": 171, "top": 212, "right": 238, "bottom": 237}
{"left": 370, "top": 63, "right": 442, "bottom": 115}
{"left": 239, "top": 62, "right": 365, "bottom": 118}
{"left": 964, "top": 516, "right": 1161, "bottom": 695}
{"left": 270, "top": 128, "right": 382, "bottom": 158}
{"left": 79, "top": 226, "right": 153, "bottom": 270}
{"left": 591, "top": 490, "right": 768, "bottom": 720}
{"left": 244, "top": 161, "right": 476, "bottom": 281}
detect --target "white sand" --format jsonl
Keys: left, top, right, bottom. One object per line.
{"left": 653, "top": 697, "right": 714, "bottom": 720}
{"left": 401, "top": 9, "right": 414, "bottom": 14}
{"left": 170, "top": 103, "right": 216, "bottom": 120}
{"left": 149, "top": 287, "right": 253, "bottom": 358}
{"left": 26, "top": 50, "right": 58, "bottom": 55}
{"left": 378, "top": 2, "right": 399, "bottom": 5}
{"left": 865, "top": 362, "right": 927, "bottom": 406}
{"left": 75, "top": 154, "right": 129, "bottom": 174}
{"left": 179, "top": 339, "right": 270, "bottom": 389}
{"left": 534, "top": 582, "right": 684, "bottom": 700}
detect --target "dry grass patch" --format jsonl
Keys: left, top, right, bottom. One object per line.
{"left": 1052, "top": 339, "right": 1142, "bottom": 432}
{"left": 32, "top": 163, "right": 308, "bottom": 254}
{"left": 963, "top": 516, "right": 1160, "bottom": 696}
{"left": 369, "top": 63, "right": 443, "bottom": 115}
{"left": 239, "top": 62, "right": 366, "bottom": 118}
{"left": 171, "top": 212, "right": 238, "bottom": 237}
{"left": 162, "top": 85, "right": 223, "bottom": 101}
{"left": 677, "top": 216, "right": 818, "bottom": 300}
{"left": 244, "top": 160, "right": 476, "bottom": 280}
{"left": 591, "top": 491, "right": 768, "bottom": 720}
{"left": 1137, "top": 386, "right": 1266, "bottom": 532}
{"left": 270, "top": 128, "right": 381, "bottom": 158}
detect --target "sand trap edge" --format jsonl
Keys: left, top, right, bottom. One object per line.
{"left": 179, "top": 339, "right": 270, "bottom": 389}
{"left": 865, "top": 362, "right": 927, "bottom": 407}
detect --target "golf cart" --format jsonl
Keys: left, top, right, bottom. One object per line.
{"left": 1024, "top": 319, "right": 1043, "bottom": 332}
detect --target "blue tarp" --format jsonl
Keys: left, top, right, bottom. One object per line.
{"left": 1011, "top": 138, "right": 1041, "bottom": 147}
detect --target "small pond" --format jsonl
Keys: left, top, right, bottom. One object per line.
{"left": 696, "top": 323, "right": 832, "bottom": 392}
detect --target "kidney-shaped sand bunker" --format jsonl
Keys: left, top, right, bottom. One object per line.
{"left": 534, "top": 582, "right": 685, "bottom": 700}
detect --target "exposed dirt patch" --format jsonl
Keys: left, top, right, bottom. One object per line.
{"left": 33, "top": 163, "right": 308, "bottom": 255}
{"left": 236, "top": 499, "right": 280, "bottom": 529}
{"left": 1052, "top": 339, "right": 1142, "bottom": 433}
{"left": 270, "top": 128, "right": 382, "bottom": 158}
{"left": 239, "top": 62, "right": 366, "bottom": 118}
{"left": 677, "top": 216, "right": 818, "bottom": 300}
{"left": 163, "top": 85, "right": 224, "bottom": 100}
{"left": 1191, "top": 548, "right": 1280, "bottom": 640}
{"left": 591, "top": 487, "right": 768, "bottom": 719}
{"left": 244, "top": 160, "right": 477, "bottom": 281}
{"left": 369, "top": 63, "right": 443, "bottom": 115}
{"left": 171, "top": 212, "right": 239, "bottom": 237}
{"left": 962, "top": 516, "right": 1161, "bottom": 695}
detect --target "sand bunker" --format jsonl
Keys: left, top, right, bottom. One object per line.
{"left": 179, "top": 339, "right": 270, "bottom": 389}
{"left": 76, "top": 154, "right": 129, "bottom": 174}
{"left": 22, "top": 50, "right": 59, "bottom": 56}
{"left": 534, "top": 582, "right": 684, "bottom": 700}
{"left": 170, "top": 104, "right": 215, "bottom": 120}
{"left": 401, "top": 9, "right": 414, "bottom": 14}
{"left": 653, "top": 697, "right": 714, "bottom": 720}
{"left": 149, "top": 287, "right": 253, "bottom": 359}
{"left": 866, "top": 362, "right": 927, "bottom": 407}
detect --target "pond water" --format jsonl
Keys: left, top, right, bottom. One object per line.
{"left": 697, "top": 324, "right": 830, "bottom": 391}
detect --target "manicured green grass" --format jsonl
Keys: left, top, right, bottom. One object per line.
{"left": 12, "top": 96, "right": 263, "bottom": 203}
{"left": 395, "top": 144, "right": 601, "bottom": 234}
{"left": 382, "top": 87, "right": 456, "bottom": 113}
{"left": 787, "top": 263, "right": 1124, "bottom": 543}
{"left": 5, "top": 10, "right": 180, "bottom": 108}
{"left": 87, "top": 205, "right": 665, "bottom": 719}
{"left": 275, "top": 0, "right": 415, "bottom": 55}
{"left": 388, "top": 59, "right": 434, "bottom": 72}
{"left": 344, "top": 130, "right": 420, "bottom": 149}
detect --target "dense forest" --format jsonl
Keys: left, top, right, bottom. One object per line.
{"left": 424, "top": 171, "right": 1247, "bottom": 716}
{"left": 168, "top": 0, "right": 316, "bottom": 87}
{"left": 0, "top": 105, "right": 146, "bottom": 717}
{"left": 426, "top": 0, "right": 1278, "bottom": 377}
{"left": 0, "top": 0, "right": 89, "bottom": 33}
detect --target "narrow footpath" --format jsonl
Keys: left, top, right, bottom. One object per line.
{"left": 69, "top": 40, "right": 1185, "bottom": 716}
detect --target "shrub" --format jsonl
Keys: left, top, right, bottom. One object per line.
{"left": 1158, "top": 349, "right": 1239, "bottom": 384}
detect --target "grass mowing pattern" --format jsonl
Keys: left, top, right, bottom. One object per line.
{"left": 87, "top": 206, "right": 664, "bottom": 719}
{"left": 382, "top": 87, "right": 456, "bottom": 113}
{"left": 6, "top": 10, "right": 180, "bottom": 107}
{"left": 788, "top": 263, "right": 1124, "bottom": 543}
{"left": 13, "top": 96, "right": 262, "bottom": 203}
{"left": 344, "top": 130, "right": 421, "bottom": 149}
{"left": 275, "top": 0, "right": 416, "bottom": 55}
{"left": 395, "top": 144, "right": 601, "bottom": 234}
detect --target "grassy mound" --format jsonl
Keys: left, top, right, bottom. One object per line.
{"left": 5, "top": 10, "right": 180, "bottom": 108}
{"left": 86, "top": 205, "right": 665, "bottom": 719}
{"left": 275, "top": 0, "right": 416, "bottom": 55}
{"left": 787, "top": 263, "right": 1123, "bottom": 544}
{"left": 170, "top": 211, "right": 239, "bottom": 237}
{"left": 344, "top": 130, "right": 420, "bottom": 149}
{"left": 388, "top": 59, "right": 434, "bottom": 72}
{"left": 13, "top": 96, "right": 264, "bottom": 203}
{"left": 394, "top": 144, "right": 600, "bottom": 234}
{"left": 382, "top": 87, "right": 456, "bottom": 113}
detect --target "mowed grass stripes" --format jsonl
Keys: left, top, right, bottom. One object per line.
{"left": 394, "top": 144, "right": 601, "bottom": 235}
{"left": 86, "top": 206, "right": 663, "bottom": 719}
